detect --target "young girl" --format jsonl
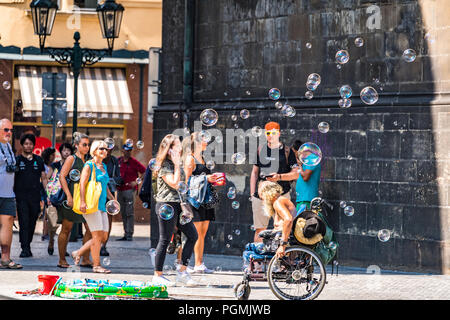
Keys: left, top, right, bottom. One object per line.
{"left": 258, "top": 181, "right": 294, "bottom": 257}
{"left": 152, "top": 134, "right": 198, "bottom": 286}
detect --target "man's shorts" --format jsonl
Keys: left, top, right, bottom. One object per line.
{"left": 251, "top": 192, "right": 291, "bottom": 229}
{"left": 0, "top": 197, "right": 17, "bottom": 217}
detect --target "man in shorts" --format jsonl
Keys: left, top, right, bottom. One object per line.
{"left": 250, "top": 121, "right": 298, "bottom": 242}
{"left": 0, "top": 119, "right": 22, "bottom": 269}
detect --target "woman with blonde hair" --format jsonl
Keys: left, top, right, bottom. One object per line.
{"left": 180, "top": 132, "right": 217, "bottom": 273}
{"left": 71, "top": 140, "right": 115, "bottom": 274}
{"left": 258, "top": 180, "right": 294, "bottom": 258}
{"left": 152, "top": 134, "right": 198, "bottom": 286}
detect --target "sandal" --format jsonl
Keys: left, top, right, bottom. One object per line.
{"left": 80, "top": 263, "right": 93, "bottom": 268}
{"left": 57, "top": 263, "right": 70, "bottom": 268}
{"left": 93, "top": 266, "right": 111, "bottom": 274}
{"left": 70, "top": 251, "right": 80, "bottom": 265}
{"left": 1, "top": 259, "right": 23, "bottom": 269}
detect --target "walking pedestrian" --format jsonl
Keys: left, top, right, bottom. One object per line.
{"left": 71, "top": 140, "right": 115, "bottom": 274}
{"left": 0, "top": 118, "right": 22, "bottom": 269}
{"left": 101, "top": 144, "right": 122, "bottom": 256}
{"left": 151, "top": 134, "right": 198, "bottom": 287}
{"left": 14, "top": 134, "right": 49, "bottom": 258}
{"left": 41, "top": 147, "right": 56, "bottom": 241}
{"left": 250, "top": 121, "right": 298, "bottom": 242}
{"left": 181, "top": 132, "right": 217, "bottom": 273}
{"left": 45, "top": 142, "right": 73, "bottom": 255}
{"left": 57, "top": 134, "right": 92, "bottom": 268}
{"left": 116, "top": 143, "right": 146, "bottom": 241}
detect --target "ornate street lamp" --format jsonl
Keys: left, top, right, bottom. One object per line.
{"left": 30, "top": 0, "right": 124, "bottom": 134}
{"left": 29, "top": 0, "right": 58, "bottom": 52}
{"left": 97, "top": 0, "right": 125, "bottom": 55}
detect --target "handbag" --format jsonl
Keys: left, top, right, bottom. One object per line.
{"left": 46, "top": 205, "right": 59, "bottom": 229}
{"left": 46, "top": 168, "right": 61, "bottom": 198}
{"left": 73, "top": 161, "right": 103, "bottom": 215}
{"left": 203, "top": 184, "right": 219, "bottom": 209}
{"left": 178, "top": 191, "right": 194, "bottom": 223}
{"left": 50, "top": 157, "right": 76, "bottom": 207}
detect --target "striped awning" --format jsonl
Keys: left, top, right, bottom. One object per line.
{"left": 17, "top": 65, "right": 133, "bottom": 120}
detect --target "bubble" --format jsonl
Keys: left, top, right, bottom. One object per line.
{"left": 234, "top": 124, "right": 239, "bottom": 129}
{"left": 339, "top": 85, "right": 353, "bottom": 99}
{"left": 104, "top": 137, "right": 115, "bottom": 149}
{"left": 354, "top": 37, "right": 364, "bottom": 47}
{"left": 231, "top": 115, "right": 238, "bottom": 121}
{"left": 231, "top": 152, "right": 246, "bottom": 165}
{"left": 285, "top": 105, "right": 296, "bottom": 117}
{"left": 130, "top": 74, "right": 136, "bottom": 80}
{"left": 206, "top": 160, "right": 215, "bottom": 170}
{"left": 344, "top": 206, "right": 354, "bottom": 217}
{"left": 340, "top": 201, "right": 347, "bottom": 208}
{"left": 318, "top": 122, "right": 330, "bottom": 133}
{"left": 234, "top": 229, "right": 240, "bottom": 236}
{"left": 231, "top": 201, "right": 240, "bottom": 209}
{"left": 143, "top": 202, "right": 149, "bottom": 209}
{"left": 339, "top": 98, "right": 352, "bottom": 109}
{"left": 153, "top": 290, "right": 161, "bottom": 298}
{"left": 87, "top": 112, "right": 93, "bottom": 119}
{"left": 179, "top": 211, "right": 193, "bottom": 225}
{"left": 360, "top": 86, "right": 379, "bottom": 105}
{"left": 199, "top": 130, "right": 211, "bottom": 143}
{"left": 227, "top": 234, "right": 233, "bottom": 241}
{"left": 251, "top": 126, "right": 262, "bottom": 137}
{"left": 148, "top": 158, "right": 159, "bottom": 171}
{"left": 215, "top": 266, "right": 222, "bottom": 272}
{"left": 224, "top": 92, "right": 228, "bottom": 96}
{"left": 200, "top": 109, "right": 218, "bottom": 126}
{"left": 199, "top": 74, "right": 204, "bottom": 80}
{"left": 2, "top": 81, "right": 11, "bottom": 90}
{"left": 378, "top": 229, "right": 391, "bottom": 242}
{"left": 245, "top": 90, "right": 251, "bottom": 96}
{"left": 297, "top": 142, "right": 322, "bottom": 167}
{"left": 227, "top": 187, "right": 236, "bottom": 199}
{"left": 41, "top": 89, "right": 48, "bottom": 98}
{"left": 306, "top": 81, "right": 319, "bottom": 91}
{"left": 268, "top": 88, "right": 281, "bottom": 100}
{"left": 102, "top": 258, "right": 110, "bottom": 266}
{"left": 305, "top": 91, "right": 314, "bottom": 100}
{"left": 136, "top": 141, "right": 144, "bottom": 149}
{"left": 402, "top": 49, "right": 416, "bottom": 63}
{"left": 57, "top": 121, "right": 63, "bottom": 128}
{"left": 335, "top": 50, "right": 350, "bottom": 64}
{"left": 106, "top": 200, "right": 121, "bottom": 215}
{"left": 240, "top": 109, "right": 250, "bottom": 119}
{"left": 91, "top": 119, "right": 97, "bottom": 125}
{"left": 69, "top": 169, "right": 81, "bottom": 182}
{"left": 178, "top": 181, "right": 188, "bottom": 194}
{"left": 307, "top": 73, "right": 321, "bottom": 86}
{"left": 289, "top": 129, "right": 295, "bottom": 135}
{"left": 136, "top": 177, "right": 142, "bottom": 185}
{"left": 158, "top": 204, "right": 174, "bottom": 220}
{"left": 336, "top": 64, "right": 342, "bottom": 70}
{"left": 173, "top": 112, "right": 179, "bottom": 119}
{"left": 125, "top": 138, "right": 133, "bottom": 148}
{"left": 328, "top": 242, "right": 337, "bottom": 250}
{"left": 215, "top": 135, "right": 223, "bottom": 143}
{"left": 275, "top": 101, "right": 283, "bottom": 109}
{"left": 250, "top": 225, "right": 256, "bottom": 231}
{"left": 306, "top": 42, "right": 312, "bottom": 49}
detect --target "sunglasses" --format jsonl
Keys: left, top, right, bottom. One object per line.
{"left": 265, "top": 130, "right": 280, "bottom": 136}
{"left": 2, "top": 128, "right": 13, "bottom": 133}
{"left": 98, "top": 147, "right": 107, "bottom": 151}
{"left": 80, "top": 143, "right": 90, "bottom": 147}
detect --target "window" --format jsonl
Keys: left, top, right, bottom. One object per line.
{"left": 74, "top": 0, "right": 98, "bottom": 10}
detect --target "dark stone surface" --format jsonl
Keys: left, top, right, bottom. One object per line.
{"left": 156, "top": 0, "right": 449, "bottom": 273}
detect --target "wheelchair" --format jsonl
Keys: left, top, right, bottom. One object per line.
{"left": 234, "top": 197, "right": 335, "bottom": 301}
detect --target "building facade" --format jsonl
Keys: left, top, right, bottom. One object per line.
{"left": 0, "top": 0, "right": 162, "bottom": 223}
{"left": 155, "top": 0, "right": 450, "bottom": 274}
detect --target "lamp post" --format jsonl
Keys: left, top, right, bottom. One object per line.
{"left": 30, "top": 0, "right": 124, "bottom": 135}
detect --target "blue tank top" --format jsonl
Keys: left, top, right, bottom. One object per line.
{"left": 86, "top": 161, "right": 109, "bottom": 212}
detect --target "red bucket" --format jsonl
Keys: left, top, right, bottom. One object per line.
{"left": 38, "top": 275, "right": 61, "bottom": 295}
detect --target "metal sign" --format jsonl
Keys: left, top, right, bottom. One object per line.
{"left": 42, "top": 72, "right": 67, "bottom": 98}
{"left": 42, "top": 99, "right": 68, "bottom": 125}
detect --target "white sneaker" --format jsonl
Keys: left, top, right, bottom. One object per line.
{"left": 151, "top": 275, "right": 175, "bottom": 287}
{"left": 186, "top": 265, "right": 195, "bottom": 273}
{"left": 193, "top": 263, "right": 214, "bottom": 274}
{"left": 176, "top": 271, "right": 197, "bottom": 286}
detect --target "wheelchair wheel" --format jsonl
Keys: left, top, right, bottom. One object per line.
{"left": 267, "top": 246, "right": 326, "bottom": 300}
{"left": 234, "top": 281, "right": 251, "bottom": 300}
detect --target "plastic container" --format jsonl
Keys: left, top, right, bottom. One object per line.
{"left": 212, "top": 172, "right": 226, "bottom": 186}
{"left": 38, "top": 275, "right": 61, "bottom": 295}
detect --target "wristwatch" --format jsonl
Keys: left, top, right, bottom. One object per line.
{"left": 281, "top": 241, "right": 288, "bottom": 246}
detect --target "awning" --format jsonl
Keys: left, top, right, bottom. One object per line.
{"left": 17, "top": 65, "right": 133, "bottom": 120}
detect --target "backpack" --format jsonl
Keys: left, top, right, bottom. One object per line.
{"left": 312, "top": 210, "right": 339, "bottom": 274}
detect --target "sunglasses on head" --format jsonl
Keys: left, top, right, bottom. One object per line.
{"left": 265, "top": 130, "right": 279, "bottom": 136}
{"left": 2, "top": 128, "right": 12, "bottom": 133}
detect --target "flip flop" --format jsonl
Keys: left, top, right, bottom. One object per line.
{"left": 93, "top": 266, "right": 111, "bottom": 274}
{"left": 1, "top": 259, "right": 23, "bottom": 269}
{"left": 80, "top": 263, "right": 93, "bottom": 268}
{"left": 57, "top": 264, "right": 70, "bottom": 268}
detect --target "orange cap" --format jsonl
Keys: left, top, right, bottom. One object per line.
{"left": 265, "top": 121, "right": 280, "bottom": 131}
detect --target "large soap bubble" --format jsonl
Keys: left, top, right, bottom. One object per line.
{"left": 158, "top": 204, "right": 174, "bottom": 220}
{"left": 360, "top": 86, "right": 379, "bottom": 105}
{"left": 335, "top": 50, "right": 350, "bottom": 64}
{"left": 297, "top": 142, "right": 322, "bottom": 167}
{"left": 200, "top": 109, "right": 218, "bottom": 126}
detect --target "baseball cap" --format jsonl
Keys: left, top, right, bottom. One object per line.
{"left": 122, "top": 144, "right": 133, "bottom": 151}
{"left": 264, "top": 121, "right": 280, "bottom": 131}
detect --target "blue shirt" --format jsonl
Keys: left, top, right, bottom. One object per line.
{"left": 0, "top": 142, "right": 15, "bottom": 198}
{"left": 86, "top": 161, "right": 109, "bottom": 212}
{"left": 296, "top": 155, "right": 321, "bottom": 203}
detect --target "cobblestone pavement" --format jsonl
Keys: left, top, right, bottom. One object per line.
{"left": 0, "top": 221, "right": 449, "bottom": 300}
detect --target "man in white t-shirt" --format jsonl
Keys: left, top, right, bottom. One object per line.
{"left": 0, "top": 119, "right": 22, "bottom": 269}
